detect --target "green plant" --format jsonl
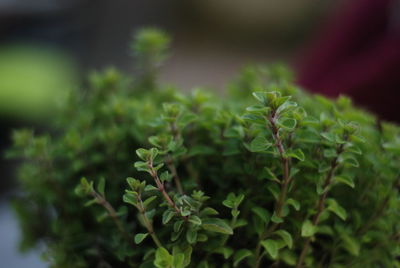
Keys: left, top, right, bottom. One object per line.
{"left": 8, "top": 28, "right": 400, "bottom": 268}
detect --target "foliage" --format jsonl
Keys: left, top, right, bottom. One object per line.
{"left": 7, "top": 28, "right": 400, "bottom": 268}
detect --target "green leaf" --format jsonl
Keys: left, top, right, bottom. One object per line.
{"left": 340, "top": 155, "right": 359, "bottom": 167}
{"left": 186, "top": 229, "right": 197, "bottom": 244}
{"left": 96, "top": 211, "right": 108, "bottom": 222}
{"left": 301, "top": 220, "right": 317, "bottom": 237}
{"left": 197, "top": 234, "right": 208, "bottom": 242}
{"left": 262, "top": 167, "right": 279, "bottom": 182}
{"left": 136, "top": 148, "right": 158, "bottom": 161}
{"left": 350, "top": 134, "right": 366, "bottom": 143}
{"left": 346, "top": 144, "right": 362, "bottom": 155}
{"left": 234, "top": 193, "right": 245, "bottom": 206}
{"left": 202, "top": 218, "right": 233, "bottom": 235}
{"left": 180, "top": 208, "right": 191, "bottom": 217}
{"left": 123, "top": 192, "right": 138, "bottom": 206}
{"left": 253, "top": 215, "right": 265, "bottom": 236}
{"left": 223, "top": 193, "right": 245, "bottom": 209}
{"left": 252, "top": 92, "right": 267, "bottom": 104}
{"left": 267, "top": 184, "right": 280, "bottom": 200}
{"left": 246, "top": 105, "right": 268, "bottom": 113}
{"left": 251, "top": 207, "right": 270, "bottom": 224}
{"left": 84, "top": 199, "right": 97, "bottom": 207}
{"left": 260, "top": 239, "right": 278, "bottom": 259}
{"left": 249, "top": 136, "right": 272, "bottom": 152}
{"left": 116, "top": 206, "right": 127, "bottom": 217}
{"left": 145, "top": 209, "right": 156, "bottom": 220}
{"left": 326, "top": 199, "right": 347, "bottom": 220}
{"left": 79, "top": 177, "right": 93, "bottom": 194}
{"left": 144, "top": 184, "right": 158, "bottom": 191}
{"left": 182, "top": 246, "right": 192, "bottom": 267}
{"left": 341, "top": 233, "right": 360, "bottom": 256}
{"left": 188, "top": 145, "right": 216, "bottom": 157}
{"left": 334, "top": 175, "right": 355, "bottom": 188}
{"left": 154, "top": 247, "right": 173, "bottom": 268}
{"left": 149, "top": 148, "right": 158, "bottom": 160}
{"left": 318, "top": 163, "right": 330, "bottom": 173}
{"left": 200, "top": 207, "right": 219, "bottom": 216}
{"left": 134, "top": 233, "right": 148, "bottom": 244}
{"left": 290, "top": 167, "right": 300, "bottom": 178}
{"left": 233, "top": 249, "right": 252, "bottom": 267}
{"left": 74, "top": 184, "right": 86, "bottom": 197}
{"left": 233, "top": 219, "right": 248, "bottom": 229}
{"left": 191, "top": 190, "right": 209, "bottom": 202}
{"left": 163, "top": 103, "right": 181, "bottom": 118}
{"left": 222, "top": 199, "right": 234, "bottom": 209}
{"left": 277, "top": 117, "right": 297, "bottom": 130}
{"left": 232, "top": 209, "right": 240, "bottom": 218}
{"left": 271, "top": 212, "right": 283, "bottom": 223}
{"left": 241, "top": 114, "right": 266, "bottom": 125}
{"left": 171, "top": 229, "right": 183, "bottom": 242}
{"left": 286, "top": 198, "right": 300, "bottom": 211}
{"left": 317, "top": 225, "right": 334, "bottom": 236}
{"left": 148, "top": 135, "right": 164, "bottom": 148}
{"left": 160, "top": 171, "right": 172, "bottom": 182}
{"left": 215, "top": 247, "right": 233, "bottom": 259}
{"left": 127, "top": 177, "right": 142, "bottom": 191}
{"left": 97, "top": 177, "right": 105, "bottom": 196}
{"left": 273, "top": 95, "right": 290, "bottom": 108}
{"left": 179, "top": 112, "right": 197, "bottom": 127}
{"left": 188, "top": 215, "right": 202, "bottom": 225}
{"left": 274, "top": 230, "right": 293, "bottom": 249}
{"left": 335, "top": 134, "right": 347, "bottom": 144}
{"left": 162, "top": 210, "right": 175, "bottom": 224}
{"left": 321, "top": 132, "right": 335, "bottom": 142}
{"left": 198, "top": 261, "right": 209, "bottom": 268}
{"left": 173, "top": 253, "right": 185, "bottom": 268}
{"left": 174, "top": 220, "right": 184, "bottom": 232}
{"left": 287, "top": 148, "right": 305, "bottom": 161}
{"left": 136, "top": 148, "right": 150, "bottom": 161}
{"left": 224, "top": 126, "right": 245, "bottom": 139}
{"left": 276, "top": 100, "right": 297, "bottom": 115}
{"left": 340, "top": 120, "right": 357, "bottom": 132}
{"left": 347, "top": 157, "right": 359, "bottom": 167}
{"left": 153, "top": 163, "right": 164, "bottom": 171}
{"left": 280, "top": 249, "right": 297, "bottom": 266}
{"left": 323, "top": 149, "right": 337, "bottom": 158}
{"left": 143, "top": 196, "right": 158, "bottom": 208}
{"left": 134, "top": 161, "right": 150, "bottom": 172}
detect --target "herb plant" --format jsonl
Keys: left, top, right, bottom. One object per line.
{"left": 8, "top": 29, "right": 400, "bottom": 268}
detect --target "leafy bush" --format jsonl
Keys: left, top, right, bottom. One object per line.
{"left": 8, "top": 29, "right": 400, "bottom": 268}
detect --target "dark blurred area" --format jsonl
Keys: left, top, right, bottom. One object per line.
{"left": 0, "top": 0, "right": 398, "bottom": 266}
{"left": 297, "top": 0, "right": 400, "bottom": 123}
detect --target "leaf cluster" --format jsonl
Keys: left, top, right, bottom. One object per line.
{"left": 7, "top": 29, "right": 400, "bottom": 268}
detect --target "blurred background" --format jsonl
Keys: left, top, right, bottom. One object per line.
{"left": 0, "top": 0, "right": 399, "bottom": 267}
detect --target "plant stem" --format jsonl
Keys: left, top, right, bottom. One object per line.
{"left": 148, "top": 161, "right": 187, "bottom": 220}
{"left": 295, "top": 143, "right": 344, "bottom": 268}
{"left": 166, "top": 154, "right": 184, "bottom": 194}
{"left": 91, "top": 191, "right": 129, "bottom": 238}
{"left": 137, "top": 196, "right": 163, "bottom": 248}
{"left": 254, "top": 114, "right": 291, "bottom": 268}
{"left": 167, "top": 119, "right": 184, "bottom": 194}
{"left": 268, "top": 114, "right": 291, "bottom": 218}
{"left": 220, "top": 209, "right": 239, "bottom": 246}
{"left": 254, "top": 252, "right": 266, "bottom": 268}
